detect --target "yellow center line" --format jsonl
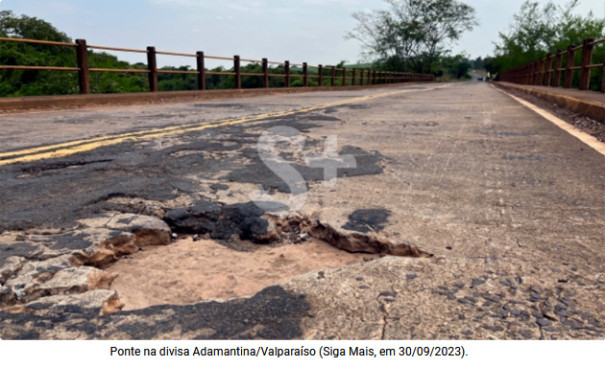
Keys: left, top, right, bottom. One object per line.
{"left": 0, "top": 85, "right": 446, "bottom": 166}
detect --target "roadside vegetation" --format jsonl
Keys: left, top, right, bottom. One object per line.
{"left": 2, "top": 1, "right": 604, "bottom": 96}
{"left": 0, "top": 11, "right": 321, "bottom": 97}
{"left": 347, "top": 0, "right": 478, "bottom": 80}
{"left": 490, "top": 0, "right": 604, "bottom": 89}
{"left": 348, "top": 0, "right": 604, "bottom": 87}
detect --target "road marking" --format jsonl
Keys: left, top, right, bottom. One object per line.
{"left": 0, "top": 85, "right": 448, "bottom": 166}
{"left": 494, "top": 85, "right": 605, "bottom": 156}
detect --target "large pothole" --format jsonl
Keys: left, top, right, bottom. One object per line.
{"left": 107, "top": 200, "right": 432, "bottom": 310}
{"left": 0, "top": 199, "right": 432, "bottom": 315}
{"left": 107, "top": 236, "right": 379, "bottom": 310}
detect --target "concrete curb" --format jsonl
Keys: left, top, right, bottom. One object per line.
{"left": 0, "top": 83, "right": 432, "bottom": 114}
{"left": 494, "top": 82, "right": 605, "bottom": 124}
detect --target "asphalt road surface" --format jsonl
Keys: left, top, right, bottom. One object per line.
{"left": 0, "top": 83, "right": 603, "bottom": 339}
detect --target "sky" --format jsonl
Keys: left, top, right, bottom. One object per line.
{"left": 0, "top": 0, "right": 603, "bottom": 68}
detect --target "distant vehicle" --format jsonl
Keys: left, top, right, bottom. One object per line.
{"left": 477, "top": 77, "right": 484, "bottom": 81}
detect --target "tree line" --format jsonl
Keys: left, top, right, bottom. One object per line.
{"left": 349, "top": 0, "right": 604, "bottom": 89}
{"left": 2, "top": 1, "right": 603, "bottom": 97}
{"left": 0, "top": 11, "right": 335, "bottom": 97}
{"left": 491, "top": 0, "right": 604, "bottom": 89}
{"left": 0, "top": 7, "right": 475, "bottom": 98}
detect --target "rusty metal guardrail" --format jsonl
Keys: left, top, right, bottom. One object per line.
{"left": 499, "top": 38, "right": 605, "bottom": 93}
{"left": 0, "top": 37, "right": 434, "bottom": 95}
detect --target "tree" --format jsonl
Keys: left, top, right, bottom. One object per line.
{"left": 0, "top": 11, "right": 149, "bottom": 96}
{"left": 434, "top": 54, "right": 472, "bottom": 80}
{"left": 0, "top": 10, "right": 70, "bottom": 42}
{"left": 347, "top": 0, "right": 478, "bottom": 74}
{"left": 494, "top": 0, "right": 605, "bottom": 71}
{"left": 0, "top": 10, "right": 78, "bottom": 96}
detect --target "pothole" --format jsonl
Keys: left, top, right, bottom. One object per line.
{"left": 0, "top": 199, "right": 432, "bottom": 315}
{"left": 107, "top": 236, "right": 379, "bottom": 310}
{"left": 106, "top": 200, "right": 432, "bottom": 310}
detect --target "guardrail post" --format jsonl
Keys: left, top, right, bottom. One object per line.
{"left": 542, "top": 56, "right": 547, "bottom": 85}
{"left": 196, "top": 51, "right": 206, "bottom": 90}
{"left": 75, "top": 39, "right": 90, "bottom": 94}
{"left": 552, "top": 51, "right": 562, "bottom": 87}
{"left": 342, "top": 67, "right": 346, "bottom": 86}
{"left": 544, "top": 54, "right": 553, "bottom": 86}
{"left": 537, "top": 60, "right": 543, "bottom": 85}
{"left": 303, "top": 62, "right": 308, "bottom": 87}
{"left": 262, "top": 58, "right": 269, "bottom": 88}
{"left": 234, "top": 55, "right": 241, "bottom": 89}
{"left": 564, "top": 45, "right": 575, "bottom": 89}
{"left": 352, "top": 68, "right": 356, "bottom": 86}
{"left": 372, "top": 70, "right": 376, "bottom": 84}
{"left": 284, "top": 60, "right": 290, "bottom": 88}
{"left": 579, "top": 38, "right": 594, "bottom": 90}
{"left": 318, "top": 64, "right": 323, "bottom": 87}
{"left": 331, "top": 66, "right": 336, "bottom": 86}
{"left": 602, "top": 54, "right": 605, "bottom": 93}
{"left": 533, "top": 60, "right": 540, "bottom": 85}
{"left": 147, "top": 46, "right": 158, "bottom": 92}
{"left": 523, "top": 64, "right": 530, "bottom": 85}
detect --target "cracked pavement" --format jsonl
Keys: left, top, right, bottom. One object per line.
{"left": 0, "top": 83, "right": 603, "bottom": 339}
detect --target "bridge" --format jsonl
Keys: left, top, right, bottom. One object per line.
{"left": 0, "top": 39, "right": 604, "bottom": 341}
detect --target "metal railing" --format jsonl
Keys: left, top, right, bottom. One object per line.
{"left": 499, "top": 38, "right": 605, "bottom": 93}
{"left": 0, "top": 37, "right": 434, "bottom": 95}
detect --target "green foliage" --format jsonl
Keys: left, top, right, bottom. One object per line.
{"left": 433, "top": 54, "right": 472, "bottom": 80}
{"left": 240, "top": 63, "right": 264, "bottom": 89}
{"left": 470, "top": 57, "right": 483, "bottom": 70}
{"left": 347, "top": 0, "right": 478, "bottom": 74}
{"left": 158, "top": 66, "right": 196, "bottom": 91}
{"left": 0, "top": 10, "right": 78, "bottom": 96}
{"left": 0, "top": 10, "right": 70, "bottom": 42}
{"left": 89, "top": 52, "right": 148, "bottom": 93}
{"left": 494, "top": 0, "right": 605, "bottom": 72}
{"left": 1, "top": 10, "right": 408, "bottom": 96}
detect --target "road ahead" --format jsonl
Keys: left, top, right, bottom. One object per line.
{"left": 0, "top": 83, "right": 603, "bottom": 339}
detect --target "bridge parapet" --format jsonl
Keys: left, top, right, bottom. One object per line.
{"left": 0, "top": 37, "right": 434, "bottom": 96}
{"left": 499, "top": 38, "right": 604, "bottom": 93}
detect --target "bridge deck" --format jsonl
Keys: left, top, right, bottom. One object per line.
{"left": 0, "top": 83, "right": 603, "bottom": 340}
